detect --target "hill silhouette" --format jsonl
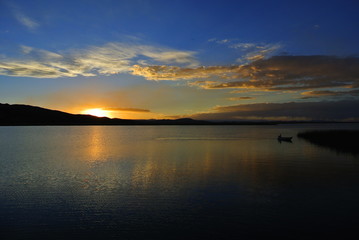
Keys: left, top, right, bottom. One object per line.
{"left": 0, "top": 103, "right": 211, "bottom": 125}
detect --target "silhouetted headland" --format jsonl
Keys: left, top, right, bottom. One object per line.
{"left": 0, "top": 103, "right": 278, "bottom": 126}
{"left": 298, "top": 130, "right": 359, "bottom": 155}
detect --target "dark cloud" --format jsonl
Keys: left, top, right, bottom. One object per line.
{"left": 184, "top": 100, "right": 359, "bottom": 121}
{"left": 228, "top": 97, "right": 254, "bottom": 101}
{"left": 134, "top": 55, "right": 359, "bottom": 93}
{"left": 200, "top": 56, "right": 359, "bottom": 91}
{"left": 300, "top": 89, "right": 359, "bottom": 99}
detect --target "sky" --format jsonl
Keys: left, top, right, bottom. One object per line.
{"left": 1, "top": 0, "right": 359, "bottom": 121}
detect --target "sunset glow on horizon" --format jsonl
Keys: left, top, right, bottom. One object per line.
{"left": 81, "top": 108, "right": 112, "bottom": 118}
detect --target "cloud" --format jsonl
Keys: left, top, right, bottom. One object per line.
{"left": 3, "top": 42, "right": 359, "bottom": 100}
{"left": 230, "top": 43, "right": 256, "bottom": 49}
{"left": 136, "top": 55, "right": 359, "bottom": 94}
{"left": 232, "top": 43, "right": 281, "bottom": 62}
{"left": 104, "top": 107, "right": 150, "bottom": 113}
{"left": 228, "top": 97, "right": 254, "bottom": 101}
{"left": 0, "top": 43, "right": 198, "bottom": 78}
{"left": 139, "top": 48, "right": 198, "bottom": 67}
{"left": 130, "top": 65, "right": 242, "bottom": 81}
{"left": 13, "top": 9, "right": 39, "bottom": 30}
{"left": 209, "top": 39, "right": 281, "bottom": 62}
{"left": 226, "top": 55, "right": 359, "bottom": 91}
{"left": 208, "top": 38, "right": 231, "bottom": 44}
{"left": 300, "top": 89, "right": 359, "bottom": 98}
{"left": 182, "top": 100, "right": 359, "bottom": 121}
{"left": 0, "top": 60, "right": 86, "bottom": 78}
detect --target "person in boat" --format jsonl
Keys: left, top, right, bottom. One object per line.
{"left": 278, "top": 134, "right": 292, "bottom": 141}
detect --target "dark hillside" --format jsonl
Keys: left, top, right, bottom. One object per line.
{"left": 0, "top": 103, "right": 129, "bottom": 125}
{"left": 0, "top": 103, "right": 210, "bottom": 125}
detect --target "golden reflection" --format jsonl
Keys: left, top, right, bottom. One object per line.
{"left": 72, "top": 127, "right": 284, "bottom": 194}
{"left": 87, "top": 126, "right": 107, "bottom": 162}
{"left": 128, "top": 139, "right": 271, "bottom": 191}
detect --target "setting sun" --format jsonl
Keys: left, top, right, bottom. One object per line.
{"left": 81, "top": 108, "right": 111, "bottom": 118}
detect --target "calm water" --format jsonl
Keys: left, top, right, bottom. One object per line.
{"left": 1, "top": 124, "right": 359, "bottom": 239}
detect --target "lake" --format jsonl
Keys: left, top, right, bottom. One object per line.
{"left": 1, "top": 124, "right": 359, "bottom": 239}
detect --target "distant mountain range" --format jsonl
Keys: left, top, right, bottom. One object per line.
{"left": 2, "top": 103, "right": 350, "bottom": 126}
{"left": 0, "top": 103, "right": 214, "bottom": 125}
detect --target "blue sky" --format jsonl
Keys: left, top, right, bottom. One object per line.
{"left": 1, "top": 0, "right": 359, "bottom": 120}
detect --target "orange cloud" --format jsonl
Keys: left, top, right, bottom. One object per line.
{"left": 104, "top": 107, "right": 151, "bottom": 113}
{"left": 227, "top": 97, "right": 254, "bottom": 101}
{"left": 133, "top": 56, "right": 359, "bottom": 94}
{"left": 300, "top": 89, "right": 359, "bottom": 98}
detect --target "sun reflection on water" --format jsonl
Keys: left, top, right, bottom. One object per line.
{"left": 87, "top": 126, "right": 107, "bottom": 162}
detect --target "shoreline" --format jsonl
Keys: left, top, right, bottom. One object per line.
{"left": 298, "top": 130, "right": 359, "bottom": 155}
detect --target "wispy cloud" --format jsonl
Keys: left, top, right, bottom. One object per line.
{"left": 0, "top": 43, "right": 198, "bottom": 78}
{"left": 208, "top": 38, "right": 281, "bottom": 62}
{"left": 13, "top": 9, "right": 39, "bottom": 30}
{"left": 208, "top": 38, "right": 232, "bottom": 44}
{"left": 138, "top": 48, "right": 198, "bottom": 67}
{"left": 130, "top": 65, "right": 242, "bottom": 81}
{"left": 232, "top": 43, "right": 281, "bottom": 62}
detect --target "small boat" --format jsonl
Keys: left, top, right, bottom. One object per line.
{"left": 277, "top": 134, "right": 292, "bottom": 142}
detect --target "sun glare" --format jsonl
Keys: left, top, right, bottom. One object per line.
{"left": 82, "top": 108, "right": 111, "bottom": 118}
